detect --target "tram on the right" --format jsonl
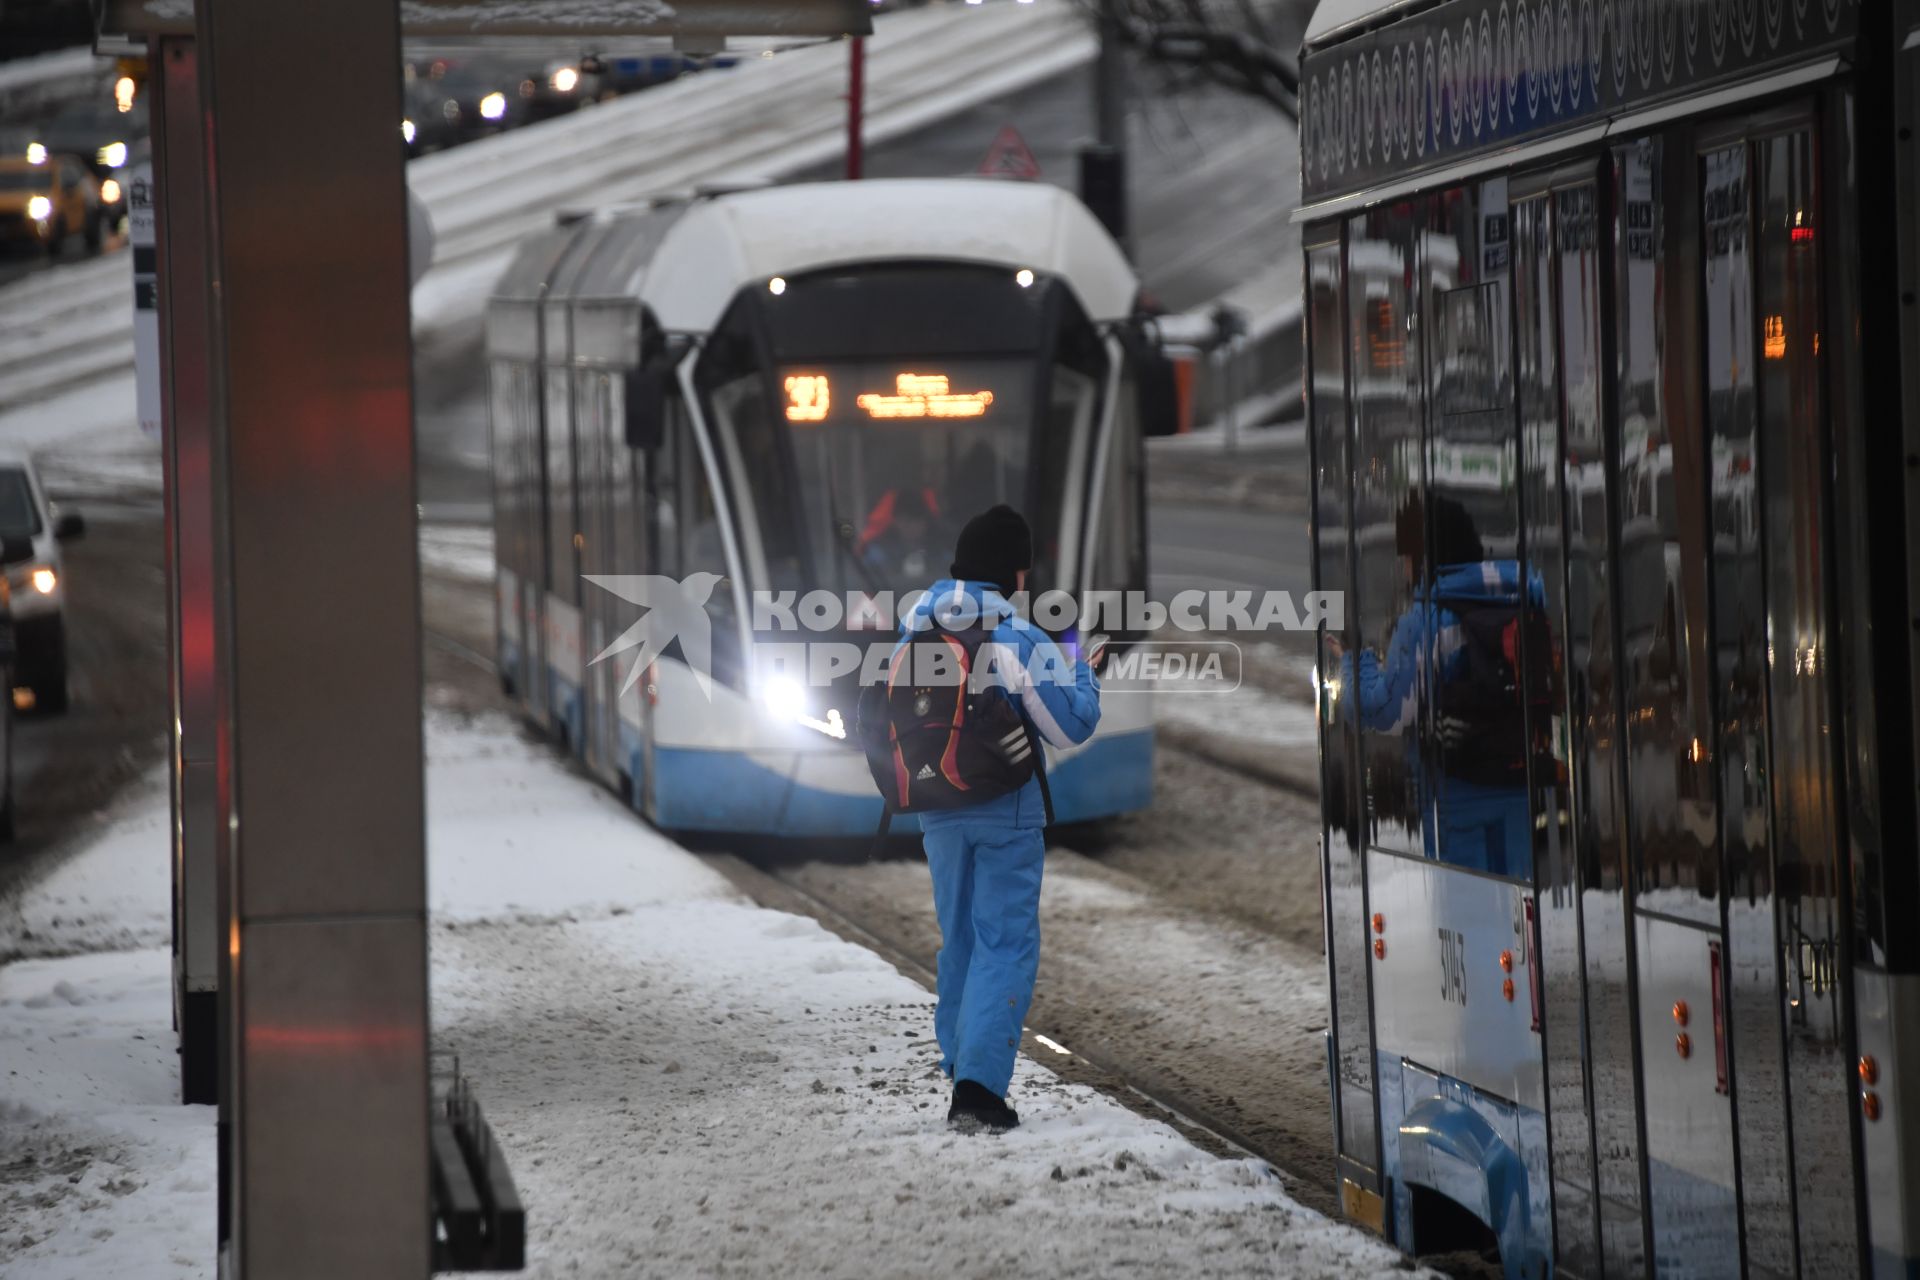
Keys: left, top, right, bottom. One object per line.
{"left": 1298, "top": 2, "right": 1919, "bottom": 1275}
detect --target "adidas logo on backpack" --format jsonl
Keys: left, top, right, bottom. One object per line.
{"left": 915, "top": 764, "right": 935, "bottom": 781}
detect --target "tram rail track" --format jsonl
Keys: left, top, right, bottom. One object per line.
{"left": 703, "top": 848, "right": 1314, "bottom": 1191}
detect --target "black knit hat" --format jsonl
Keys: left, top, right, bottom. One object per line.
{"left": 1393, "top": 492, "right": 1484, "bottom": 576}
{"left": 949, "top": 504, "right": 1032, "bottom": 595}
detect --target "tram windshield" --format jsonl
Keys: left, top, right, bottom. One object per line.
{"left": 696, "top": 264, "right": 1108, "bottom": 603}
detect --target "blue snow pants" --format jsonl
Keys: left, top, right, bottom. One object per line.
{"left": 922, "top": 823, "right": 1046, "bottom": 1098}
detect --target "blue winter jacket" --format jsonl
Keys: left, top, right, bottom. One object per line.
{"left": 897, "top": 579, "right": 1101, "bottom": 830}
{"left": 1347, "top": 560, "right": 1545, "bottom": 735}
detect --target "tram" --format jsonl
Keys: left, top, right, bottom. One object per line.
{"left": 487, "top": 179, "right": 1160, "bottom": 836}
{"left": 1299, "top": 1, "right": 1918, "bottom": 1275}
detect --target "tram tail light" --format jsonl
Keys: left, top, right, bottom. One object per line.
{"left": 1709, "top": 940, "right": 1728, "bottom": 1095}
{"left": 1524, "top": 898, "right": 1542, "bottom": 1034}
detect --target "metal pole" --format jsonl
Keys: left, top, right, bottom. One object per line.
{"left": 1094, "top": 0, "right": 1125, "bottom": 151}
{"left": 194, "top": 0, "right": 429, "bottom": 1272}
{"left": 846, "top": 35, "right": 864, "bottom": 180}
{"left": 1080, "top": 0, "right": 1129, "bottom": 254}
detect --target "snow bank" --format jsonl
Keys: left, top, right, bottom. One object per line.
{"left": 1, "top": 710, "right": 1420, "bottom": 1278}
{"left": 0, "top": 948, "right": 215, "bottom": 1280}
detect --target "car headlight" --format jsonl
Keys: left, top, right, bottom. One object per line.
{"left": 25, "top": 142, "right": 47, "bottom": 165}
{"left": 550, "top": 66, "right": 579, "bottom": 92}
{"left": 479, "top": 91, "right": 507, "bottom": 120}
{"left": 98, "top": 141, "right": 128, "bottom": 169}
{"left": 26, "top": 195, "right": 50, "bottom": 221}
{"left": 101, "top": 177, "right": 122, "bottom": 204}
{"left": 401, "top": 119, "right": 416, "bottom": 145}
{"left": 30, "top": 568, "right": 56, "bottom": 595}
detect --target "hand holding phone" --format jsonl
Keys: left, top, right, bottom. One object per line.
{"left": 1084, "top": 633, "right": 1111, "bottom": 673}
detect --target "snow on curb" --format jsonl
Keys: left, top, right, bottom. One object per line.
{"left": 1, "top": 710, "right": 1424, "bottom": 1278}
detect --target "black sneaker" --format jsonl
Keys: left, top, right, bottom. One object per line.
{"left": 947, "top": 1079, "right": 1019, "bottom": 1134}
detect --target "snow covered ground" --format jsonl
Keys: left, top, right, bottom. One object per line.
{"left": 2, "top": 711, "right": 1423, "bottom": 1278}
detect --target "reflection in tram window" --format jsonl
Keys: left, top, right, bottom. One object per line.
{"left": 1612, "top": 136, "right": 1718, "bottom": 921}
{"left": 1755, "top": 126, "right": 1859, "bottom": 1276}
{"left": 1557, "top": 176, "right": 1646, "bottom": 1272}
{"left": 1513, "top": 190, "right": 1598, "bottom": 1274}
{"left": 1424, "top": 179, "right": 1537, "bottom": 882}
{"left": 1307, "top": 237, "right": 1378, "bottom": 1173}
{"left": 1345, "top": 203, "right": 1423, "bottom": 858}
{"left": 1702, "top": 138, "right": 1798, "bottom": 1279}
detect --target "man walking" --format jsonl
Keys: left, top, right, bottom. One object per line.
{"left": 890, "top": 505, "right": 1102, "bottom": 1133}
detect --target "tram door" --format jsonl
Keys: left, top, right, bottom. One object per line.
{"left": 1699, "top": 117, "right": 1859, "bottom": 1278}
{"left": 1506, "top": 116, "right": 1860, "bottom": 1276}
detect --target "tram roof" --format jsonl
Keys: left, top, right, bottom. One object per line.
{"left": 1302, "top": 0, "right": 1432, "bottom": 49}
{"left": 635, "top": 179, "right": 1140, "bottom": 332}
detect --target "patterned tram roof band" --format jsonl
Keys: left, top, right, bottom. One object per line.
{"left": 1298, "top": 0, "right": 1858, "bottom": 205}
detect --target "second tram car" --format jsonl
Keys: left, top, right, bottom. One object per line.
{"left": 1301, "top": 0, "right": 1919, "bottom": 1275}
{"left": 488, "top": 179, "right": 1161, "bottom": 836}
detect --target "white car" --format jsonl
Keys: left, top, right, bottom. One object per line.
{"left": 0, "top": 451, "right": 84, "bottom": 714}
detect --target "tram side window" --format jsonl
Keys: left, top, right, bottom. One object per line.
{"left": 1426, "top": 179, "right": 1531, "bottom": 882}
{"left": 1343, "top": 203, "right": 1424, "bottom": 858}
{"left": 1612, "top": 134, "right": 1718, "bottom": 921}
{"left": 645, "top": 397, "right": 733, "bottom": 679}
{"left": 545, "top": 365, "right": 574, "bottom": 595}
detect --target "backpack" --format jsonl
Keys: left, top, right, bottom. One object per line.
{"left": 855, "top": 623, "right": 1053, "bottom": 833}
{"left": 1431, "top": 594, "right": 1557, "bottom": 788}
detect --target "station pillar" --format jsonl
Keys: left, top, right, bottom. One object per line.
{"left": 194, "top": 0, "right": 430, "bottom": 1272}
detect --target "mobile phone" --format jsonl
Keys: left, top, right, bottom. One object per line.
{"left": 1084, "top": 633, "right": 1111, "bottom": 672}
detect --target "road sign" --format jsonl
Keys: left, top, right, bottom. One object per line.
{"left": 978, "top": 124, "right": 1041, "bottom": 181}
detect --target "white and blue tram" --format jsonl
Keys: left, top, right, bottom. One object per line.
{"left": 1301, "top": 1, "right": 1919, "bottom": 1275}
{"left": 488, "top": 179, "right": 1160, "bottom": 836}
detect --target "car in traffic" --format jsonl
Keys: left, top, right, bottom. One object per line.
{"left": 0, "top": 153, "right": 100, "bottom": 256}
{"left": 524, "top": 55, "right": 606, "bottom": 120}
{"left": 411, "top": 56, "right": 532, "bottom": 146}
{"left": 28, "top": 96, "right": 145, "bottom": 186}
{"left": 0, "top": 452, "right": 83, "bottom": 713}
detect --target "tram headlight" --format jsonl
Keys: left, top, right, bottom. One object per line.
{"left": 479, "top": 92, "right": 507, "bottom": 121}
{"left": 760, "top": 674, "right": 808, "bottom": 722}
{"left": 26, "top": 195, "right": 51, "bottom": 222}
{"left": 758, "top": 674, "right": 847, "bottom": 740}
